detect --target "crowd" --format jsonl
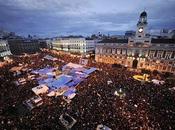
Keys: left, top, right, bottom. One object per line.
{"left": 0, "top": 50, "right": 175, "bottom": 130}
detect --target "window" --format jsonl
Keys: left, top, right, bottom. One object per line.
{"left": 103, "top": 49, "right": 107, "bottom": 53}
{"left": 112, "top": 49, "right": 116, "bottom": 54}
{"left": 117, "top": 49, "right": 120, "bottom": 54}
{"left": 169, "top": 61, "right": 172, "bottom": 64}
{"left": 122, "top": 49, "right": 126, "bottom": 55}
{"left": 165, "top": 54, "right": 171, "bottom": 60}
{"left": 107, "top": 49, "right": 112, "bottom": 53}
{"left": 157, "top": 52, "right": 162, "bottom": 59}
{"left": 163, "top": 66, "right": 166, "bottom": 70}
{"left": 149, "top": 53, "right": 154, "bottom": 58}
{"left": 140, "top": 63, "right": 143, "bottom": 67}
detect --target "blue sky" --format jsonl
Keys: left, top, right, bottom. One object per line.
{"left": 0, "top": 0, "right": 175, "bottom": 37}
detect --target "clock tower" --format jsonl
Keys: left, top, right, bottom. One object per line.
{"left": 128, "top": 11, "right": 151, "bottom": 46}
{"left": 136, "top": 11, "right": 148, "bottom": 38}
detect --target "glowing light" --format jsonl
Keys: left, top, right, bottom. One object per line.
{"left": 133, "top": 74, "right": 150, "bottom": 82}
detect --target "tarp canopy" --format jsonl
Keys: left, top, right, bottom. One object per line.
{"left": 32, "top": 64, "right": 97, "bottom": 97}
{"left": 63, "top": 89, "right": 76, "bottom": 99}
{"left": 44, "top": 55, "right": 57, "bottom": 61}
{"left": 70, "top": 67, "right": 86, "bottom": 73}
{"left": 152, "top": 79, "right": 165, "bottom": 85}
{"left": 79, "top": 59, "right": 88, "bottom": 65}
{"left": 32, "top": 67, "right": 56, "bottom": 76}
{"left": 66, "top": 78, "right": 83, "bottom": 87}
{"left": 10, "top": 66, "right": 23, "bottom": 72}
{"left": 47, "top": 91, "right": 55, "bottom": 97}
{"left": 38, "top": 77, "right": 54, "bottom": 85}
{"left": 48, "top": 75, "right": 72, "bottom": 90}
{"left": 32, "top": 85, "right": 49, "bottom": 95}
{"left": 70, "top": 71, "right": 88, "bottom": 79}
{"left": 83, "top": 67, "right": 97, "bottom": 75}
{"left": 62, "top": 63, "right": 83, "bottom": 71}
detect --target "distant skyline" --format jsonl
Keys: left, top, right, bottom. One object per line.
{"left": 0, "top": 0, "right": 175, "bottom": 37}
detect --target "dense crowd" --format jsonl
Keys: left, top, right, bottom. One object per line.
{"left": 0, "top": 50, "right": 175, "bottom": 130}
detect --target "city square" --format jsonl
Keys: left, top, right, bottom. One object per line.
{"left": 1, "top": 49, "right": 175, "bottom": 129}
{"left": 0, "top": 0, "right": 175, "bottom": 130}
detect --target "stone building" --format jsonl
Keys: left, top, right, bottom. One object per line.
{"left": 52, "top": 38, "right": 96, "bottom": 55}
{"left": 8, "top": 38, "right": 49, "bottom": 55}
{"left": 0, "top": 40, "right": 11, "bottom": 59}
{"left": 95, "top": 11, "right": 175, "bottom": 74}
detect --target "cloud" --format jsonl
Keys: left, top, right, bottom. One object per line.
{"left": 0, "top": 0, "right": 175, "bottom": 37}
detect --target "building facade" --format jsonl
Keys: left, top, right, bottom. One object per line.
{"left": 0, "top": 40, "right": 12, "bottom": 58}
{"left": 52, "top": 38, "right": 96, "bottom": 54}
{"left": 125, "top": 31, "right": 136, "bottom": 38}
{"left": 8, "top": 38, "right": 49, "bottom": 55}
{"left": 95, "top": 11, "right": 175, "bottom": 74}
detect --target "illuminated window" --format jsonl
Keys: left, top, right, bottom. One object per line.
{"left": 163, "top": 66, "right": 166, "bottom": 70}
{"left": 165, "top": 54, "right": 170, "bottom": 59}
{"left": 140, "top": 63, "right": 143, "bottom": 67}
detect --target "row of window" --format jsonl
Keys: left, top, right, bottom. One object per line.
{"left": 97, "top": 48, "right": 174, "bottom": 57}
{"left": 149, "top": 50, "right": 174, "bottom": 59}
{"left": 96, "top": 48, "right": 147, "bottom": 56}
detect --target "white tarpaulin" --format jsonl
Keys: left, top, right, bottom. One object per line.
{"left": 32, "top": 67, "right": 56, "bottom": 76}
{"left": 48, "top": 74, "right": 72, "bottom": 90}
{"left": 32, "top": 85, "right": 49, "bottom": 95}
{"left": 62, "top": 63, "right": 83, "bottom": 71}
{"left": 47, "top": 91, "right": 56, "bottom": 97}
{"left": 152, "top": 79, "right": 165, "bottom": 85}
{"left": 44, "top": 55, "right": 57, "bottom": 61}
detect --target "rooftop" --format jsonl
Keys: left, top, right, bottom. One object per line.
{"left": 98, "top": 38, "right": 128, "bottom": 43}
{"left": 151, "top": 38, "right": 175, "bottom": 44}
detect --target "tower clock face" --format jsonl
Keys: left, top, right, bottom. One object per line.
{"left": 138, "top": 28, "right": 143, "bottom": 33}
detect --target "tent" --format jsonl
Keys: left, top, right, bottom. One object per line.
{"left": 96, "top": 124, "right": 112, "bottom": 130}
{"left": 63, "top": 89, "right": 76, "bottom": 100}
{"left": 48, "top": 74, "right": 72, "bottom": 90}
{"left": 70, "top": 71, "right": 88, "bottom": 79}
{"left": 32, "top": 67, "right": 56, "bottom": 75}
{"left": 152, "top": 79, "right": 165, "bottom": 85}
{"left": 23, "top": 95, "right": 43, "bottom": 110}
{"left": 65, "top": 78, "right": 83, "bottom": 87}
{"left": 38, "top": 77, "right": 54, "bottom": 85}
{"left": 55, "top": 85, "right": 70, "bottom": 96}
{"left": 44, "top": 55, "right": 57, "bottom": 61}
{"left": 32, "top": 85, "right": 49, "bottom": 95}
{"left": 79, "top": 59, "right": 88, "bottom": 65}
{"left": 62, "top": 63, "right": 83, "bottom": 71}
{"left": 10, "top": 66, "right": 23, "bottom": 72}
{"left": 83, "top": 67, "right": 97, "bottom": 75}
{"left": 47, "top": 85, "right": 70, "bottom": 97}
{"left": 47, "top": 91, "right": 55, "bottom": 97}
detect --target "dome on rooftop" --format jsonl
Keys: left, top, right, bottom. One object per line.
{"left": 140, "top": 11, "right": 147, "bottom": 17}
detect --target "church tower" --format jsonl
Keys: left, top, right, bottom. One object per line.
{"left": 136, "top": 11, "right": 148, "bottom": 38}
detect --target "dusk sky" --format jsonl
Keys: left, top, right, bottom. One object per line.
{"left": 0, "top": 0, "right": 175, "bottom": 37}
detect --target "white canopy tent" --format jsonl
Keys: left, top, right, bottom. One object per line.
{"left": 43, "top": 55, "right": 58, "bottom": 61}
{"left": 62, "top": 62, "right": 83, "bottom": 71}
{"left": 152, "top": 79, "right": 165, "bottom": 85}
{"left": 32, "top": 85, "right": 49, "bottom": 95}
